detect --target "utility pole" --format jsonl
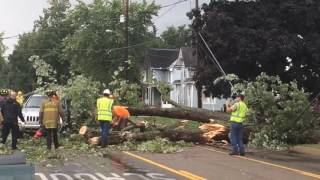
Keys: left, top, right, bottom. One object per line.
{"left": 194, "top": 0, "right": 202, "bottom": 108}
{"left": 123, "top": 0, "right": 129, "bottom": 80}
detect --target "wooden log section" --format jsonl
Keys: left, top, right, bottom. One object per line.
{"left": 128, "top": 107, "right": 229, "bottom": 123}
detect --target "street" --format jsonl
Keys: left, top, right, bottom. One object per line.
{"left": 35, "top": 146, "right": 320, "bottom": 180}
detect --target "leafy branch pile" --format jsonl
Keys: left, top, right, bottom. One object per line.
{"left": 114, "top": 138, "right": 192, "bottom": 153}
{"left": 0, "top": 135, "right": 192, "bottom": 164}
{"left": 229, "top": 73, "right": 317, "bottom": 150}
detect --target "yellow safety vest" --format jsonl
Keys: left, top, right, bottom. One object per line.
{"left": 230, "top": 101, "right": 248, "bottom": 123}
{"left": 97, "top": 97, "right": 113, "bottom": 121}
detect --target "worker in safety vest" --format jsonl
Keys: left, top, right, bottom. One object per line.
{"left": 96, "top": 89, "right": 114, "bottom": 148}
{"left": 39, "top": 91, "right": 64, "bottom": 150}
{"left": 0, "top": 89, "right": 9, "bottom": 125}
{"left": 226, "top": 94, "right": 248, "bottom": 156}
{"left": 16, "top": 91, "right": 24, "bottom": 106}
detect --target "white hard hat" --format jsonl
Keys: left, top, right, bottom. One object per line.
{"left": 103, "top": 89, "right": 111, "bottom": 95}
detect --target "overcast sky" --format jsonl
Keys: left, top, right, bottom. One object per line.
{"left": 0, "top": 0, "right": 207, "bottom": 56}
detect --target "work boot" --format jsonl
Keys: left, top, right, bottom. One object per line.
{"left": 229, "top": 152, "right": 238, "bottom": 156}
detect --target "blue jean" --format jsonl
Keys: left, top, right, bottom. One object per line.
{"left": 230, "top": 122, "right": 245, "bottom": 154}
{"left": 100, "top": 121, "right": 110, "bottom": 147}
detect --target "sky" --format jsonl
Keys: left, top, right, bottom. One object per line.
{"left": 0, "top": 0, "right": 207, "bottom": 56}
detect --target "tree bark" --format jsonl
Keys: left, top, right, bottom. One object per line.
{"left": 83, "top": 128, "right": 207, "bottom": 145}
{"left": 128, "top": 107, "right": 229, "bottom": 124}
{"left": 108, "top": 130, "right": 207, "bottom": 145}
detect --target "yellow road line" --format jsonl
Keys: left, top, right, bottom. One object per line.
{"left": 179, "top": 170, "right": 207, "bottom": 180}
{"left": 198, "top": 146, "right": 320, "bottom": 179}
{"left": 123, "top": 151, "right": 207, "bottom": 180}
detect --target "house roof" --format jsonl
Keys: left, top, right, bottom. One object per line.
{"left": 145, "top": 48, "right": 179, "bottom": 68}
{"left": 180, "top": 47, "right": 198, "bottom": 67}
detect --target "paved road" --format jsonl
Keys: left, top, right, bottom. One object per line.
{"left": 35, "top": 146, "right": 320, "bottom": 180}
{"left": 35, "top": 152, "right": 181, "bottom": 180}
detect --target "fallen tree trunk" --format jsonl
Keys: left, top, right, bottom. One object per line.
{"left": 128, "top": 107, "right": 229, "bottom": 124}
{"left": 109, "top": 130, "right": 207, "bottom": 145}
{"left": 80, "top": 126, "right": 207, "bottom": 145}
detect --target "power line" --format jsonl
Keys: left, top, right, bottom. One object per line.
{"left": 1, "top": 1, "right": 188, "bottom": 41}
{"left": 1, "top": 35, "right": 19, "bottom": 40}
{"left": 3, "top": 39, "right": 156, "bottom": 54}
{"left": 160, "top": 0, "right": 188, "bottom": 8}
{"left": 197, "top": 31, "right": 234, "bottom": 89}
{"left": 154, "top": 4, "right": 177, "bottom": 21}
{"left": 154, "top": 0, "right": 189, "bottom": 21}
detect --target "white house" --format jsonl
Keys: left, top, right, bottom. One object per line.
{"left": 142, "top": 47, "right": 226, "bottom": 111}
{"left": 169, "top": 47, "right": 198, "bottom": 107}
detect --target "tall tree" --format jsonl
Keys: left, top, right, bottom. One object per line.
{"left": 32, "top": 0, "right": 73, "bottom": 83}
{"left": 190, "top": 0, "right": 320, "bottom": 97}
{"left": 63, "top": 0, "right": 159, "bottom": 83}
{"left": 6, "top": 33, "right": 36, "bottom": 91}
{"left": 0, "top": 33, "right": 8, "bottom": 88}
{"left": 160, "top": 25, "right": 192, "bottom": 48}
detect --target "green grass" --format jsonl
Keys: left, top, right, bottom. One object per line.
{"left": 300, "top": 144, "right": 320, "bottom": 149}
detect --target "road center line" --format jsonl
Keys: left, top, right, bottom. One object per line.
{"left": 197, "top": 146, "right": 320, "bottom": 179}
{"left": 123, "top": 151, "right": 207, "bottom": 180}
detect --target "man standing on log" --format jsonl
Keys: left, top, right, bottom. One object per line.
{"left": 39, "top": 91, "right": 64, "bottom": 150}
{"left": 226, "top": 94, "right": 248, "bottom": 156}
{"left": 96, "top": 89, "right": 114, "bottom": 148}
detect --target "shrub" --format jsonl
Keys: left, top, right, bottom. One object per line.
{"left": 64, "top": 75, "right": 101, "bottom": 129}
{"left": 228, "top": 73, "right": 317, "bottom": 149}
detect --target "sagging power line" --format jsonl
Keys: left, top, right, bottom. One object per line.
{"left": 197, "top": 32, "right": 234, "bottom": 89}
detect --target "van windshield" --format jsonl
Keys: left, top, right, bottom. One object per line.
{"left": 25, "top": 96, "right": 48, "bottom": 108}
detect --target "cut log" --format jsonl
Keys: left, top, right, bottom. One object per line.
{"left": 108, "top": 130, "right": 207, "bottom": 145}
{"left": 79, "top": 126, "right": 88, "bottom": 135}
{"left": 199, "top": 123, "right": 251, "bottom": 144}
{"left": 89, "top": 137, "right": 100, "bottom": 145}
{"left": 199, "top": 124, "right": 229, "bottom": 142}
{"left": 80, "top": 126, "right": 207, "bottom": 145}
{"left": 199, "top": 124, "right": 227, "bottom": 133}
{"left": 128, "top": 107, "right": 229, "bottom": 124}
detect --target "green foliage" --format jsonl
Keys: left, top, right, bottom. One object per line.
{"left": 0, "top": 135, "right": 192, "bottom": 163}
{"left": 113, "top": 138, "right": 193, "bottom": 153}
{"left": 29, "top": 56, "right": 101, "bottom": 130}
{"left": 0, "top": 33, "right": 8, "bottom": 88}
{"left": 5, "top": 33, "right": 37, "bottom": 91}
{"left": 191, "top": 0, "right": 320, "bottom": 97}
{"left": 155, "top": 81, "right": 172, "bottom": 102}
{"left": 109, "top": 60, "right": 143, "bottom": 107}
{"left": 160, "top": 25, "right": 192, "bottom": 48}
{"left": 64, "top": 75, "right": 101, "bottom": 129}
{"left": 234, "top": 73, "right": 316, "bottom": 148}
{"left": 5, "top": 0, "right": 160, "bottom": 92}
{"left": 0, "top": 32, "right": 6, "bottom": 63}
{"left": 248, "top": 131, "right": 289, "bottom": 151}
{"left": 136, "top": 138, "right": 191, "bottom": 153}
{"left": 63, "top": 0, "right": 159, "bottom": 83}
{"left": 29, "top": 55, "right": 57, "bottom": 87}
